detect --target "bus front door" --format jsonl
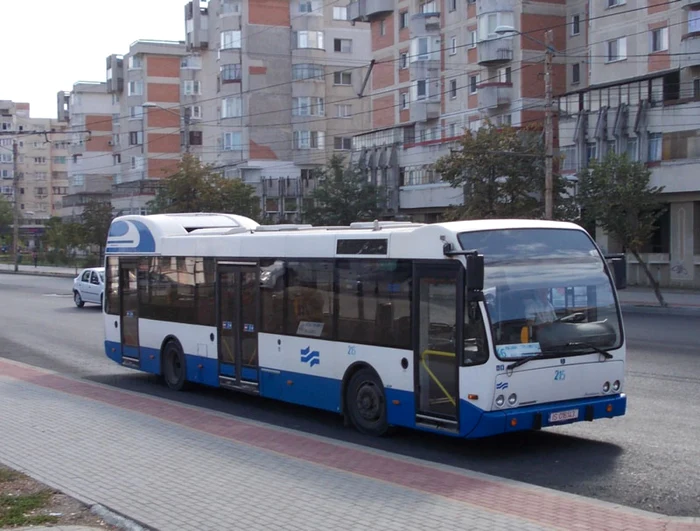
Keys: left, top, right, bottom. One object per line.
{"left": 119, "top": 261, "right": 140, "bottom": 369}
{"left": 413, "top": 262, "right": 461, "bottom": 433}
{"left": 217, "top": 263, "right": 260, "bottom": 393}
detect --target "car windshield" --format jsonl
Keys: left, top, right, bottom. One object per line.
{"left": 458, "top": 228, "right": 622, "bottom": 360}
{"left": 99, "top": 272, "right": 104, "bottom": 282}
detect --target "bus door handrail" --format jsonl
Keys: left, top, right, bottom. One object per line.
{"left": 420, "top": 349, "right": 456, "bottom": 407}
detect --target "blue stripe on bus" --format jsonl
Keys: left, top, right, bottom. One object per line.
{"left": 104, "top": 342, "right": 627, "bottom": 438}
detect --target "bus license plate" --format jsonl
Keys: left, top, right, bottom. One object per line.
{"left": 549, "top": 409, "right": 579, "bottom": 423}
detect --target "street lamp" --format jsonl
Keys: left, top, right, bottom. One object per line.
{"left": 494, "top": 25, "right": 555, "bottom": 221}
{"left": 142, "top": 102, "right": 191, "bottom": 153}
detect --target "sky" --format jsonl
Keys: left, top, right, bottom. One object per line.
{"left": 2, "top": 0, "right": 184, "bottom": 119}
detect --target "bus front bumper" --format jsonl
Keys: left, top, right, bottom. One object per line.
{"left": 467, "top": 394, "right": 627, "bottom": 438}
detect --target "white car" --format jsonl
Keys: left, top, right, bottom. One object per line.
{"left": 73, "top": 267, "right": 105, "bottom": 308}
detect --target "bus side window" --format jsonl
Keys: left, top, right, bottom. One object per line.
{"left": 463, "top": 301, "right": 488, "bottom": 366}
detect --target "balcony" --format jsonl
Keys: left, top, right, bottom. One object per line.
{"left": 348, "top": 0, "right": 394, "bottom": 22}
{"left": 681, "top": 0, "right": 700, "bottom": 8}
{"left": 680, "top": 33, "right": 700, "bottom": 66}
{"left": 410, "top": 13, "right": 441, "bottom": 36}
{"left": 477, "top": 83, "right": 513, "bottom": 109}
{"left": 478, "top": 37, "right": 513, "bottom": 65}
{"left": 411, "top": 100, "right": 441, "bottom": 122}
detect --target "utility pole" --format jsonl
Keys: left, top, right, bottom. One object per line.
{"left": 183, "top": 107, "right": 191, "bottom": 154}
{"left": 544, "top": 29, "right": 554, "bottom": 220}
{"left": 12, "top": 139, "right": 20, "bottom": 272}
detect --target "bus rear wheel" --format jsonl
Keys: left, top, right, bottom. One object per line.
{"left": 346, "top": 368, "right": 388, "bottom": 436}
{"left": 162, "top": 341, "right": 187, "bottom": 391}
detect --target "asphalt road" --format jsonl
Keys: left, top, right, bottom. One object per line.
{"left": 0, "top": 274, "right": 698, "bottom": 517}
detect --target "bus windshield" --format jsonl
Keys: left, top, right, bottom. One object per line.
{"left": 458, "top": 228, "right": 622, "bottom": 360}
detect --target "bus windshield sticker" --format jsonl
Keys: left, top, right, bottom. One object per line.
{"left": 222, "top": 321, "right": 233, "bottom": 330}
{"left": 297, "top": 321, "right": 324, "bottom": 337}
{"left": 243, "top": 323, "right": 255, "bottom": 332}
{"left": 496, "top": 342, "right": 542, "bottom": 359}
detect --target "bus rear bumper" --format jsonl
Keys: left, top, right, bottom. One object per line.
{"left": 467, "top": 394, "right": 627, "bottom": 438}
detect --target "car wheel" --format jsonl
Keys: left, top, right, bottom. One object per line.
{"left": 73, "top": 291, "right": 85, "bottom": 308}
{"left": 346, "top": 368, "right": 389, "bottom": 436}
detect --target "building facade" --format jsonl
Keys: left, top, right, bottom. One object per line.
{"left": 558, "top": 0, "right": 700, "bottom": 288}
{"left": 184, "top": 0, "right": 372, "bottom": 222}
{"left": 0, "top": 100, "right": 70, "bottom": 246}
{"left": 349, "top": 0, "right": 566, "bottom": 221}
{"left": 57, "top": 83, "right": 115, "bottom": 221}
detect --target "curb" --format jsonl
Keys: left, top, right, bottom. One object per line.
{"left": 0, "top": 270, "right": 76, "bottom": 279}
{"left": 91, "top": 503, "right": 152, "bottom": 531}
{"left": 621, "top": 304, "right": 700, "bottom": 317}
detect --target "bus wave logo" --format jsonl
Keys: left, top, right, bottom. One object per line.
{"left": 300, "top": 347, "right": 320, "bottom": 367}
{"left": 106, "top": 220, "right": 156, "bottom": 254}
{"left": 496, "top": 381, "right": 509, "bottom": 390}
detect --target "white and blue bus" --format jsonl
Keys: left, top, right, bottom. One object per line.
{"left": 103, "top": 213, "right": 627, "bottom": 438}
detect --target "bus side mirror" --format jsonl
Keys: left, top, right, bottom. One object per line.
{"left": 466, "top": 253, "right": 485, "bottom": 295}
{"left": 605, "top": 253, "right": 627, "bottom": 290}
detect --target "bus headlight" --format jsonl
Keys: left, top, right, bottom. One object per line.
{"left": 603, "top": 381, "right": 610, "bottom": 393}
{"left": 508, "top": 393, "right": 518, "bottom": 405}
{"left": 495, "top": 395, "right": 505, "bottom": 407}
{"left": 612, "top": 380, "right": 621, "bottom": 391}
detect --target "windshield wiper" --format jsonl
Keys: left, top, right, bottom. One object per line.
{"left": 506, "top": 353, "right": 559, "bottom": 371}
{"left": 565, "top": 342, "right": 613, "bottom": 359}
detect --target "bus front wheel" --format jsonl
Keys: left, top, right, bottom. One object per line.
{"left": 162, "top": 341, "right": 187, "bottom": 391}
{"left": 346, "top": 368, "right": 388, "bottom": 436}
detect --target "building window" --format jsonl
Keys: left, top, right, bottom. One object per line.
{"left": 299, "top": 0, "right": 322, "bottom": 13}
{"left": 478, "top": 12, "right": 514, "bottom": 41}
{"left": 34, "top": 157, "right": 47, "bottom": 164}
{"left": 651, "top": 27, "right": 668, "bottom": 53}
{"left": 129, "top": 131, "right": 143, "bottom": 145}
{"left": 332, "top": 6, "right": 347, "bottom": 20}
{"left": 294, "top": 130, "right": 325, "bottom": 149}
{"left": 399, "top": 11, "right": 408, "bottom": 29}
{"left": 561, "top": 146, "right": 577, "bottom": 171}
{"left": 416, "top": 79, "right": 427, "bottom": 100}
{"left": 187, "top": 105, "right": 202, "bottom": 119}
{"left": 129, "top": 106, "right": 143, "bottom": 119}
{"left": 469, "top": 75, "right": 479, "bottom": 94}
{"left": 296, "top": 30, "right": 325, "bottom": 49}
{"left": 400, "top": 92, "right": 409, "bottom": 109}
{"left": 400, "top": 53, "right": 408, "bottom": 69}
{"left": 221, "top": 30, "right": 242, "bottom": 49}
{"left": 572, "top": 63, "right": 581, "bottom": 84}
{"left": 113, "top": 154, "right": 121, "bottom": 165}
{"left": 497, "top": 66, "right": 511, "bottom": 83}
{"left": 648, "top": 133, "right": 662, "bottom": 161}
{"left": 293, "top": 64, "right": 324, "bottom": 81}
{"left": 689, "top": 10, "right": 700, "bottom": 33}
{"left": 221, "top": 64, "right": 242, "bottom": 82}
{"left": 335, "top": 104, "right": 352, "bottom": 118}
{"left": 334, "top": 137, "right": 352, "bottom": 150}
{"left": 380, "top": 20, "right": 386, "bottom": 36}
{"left": 127, "top": 80, "right": 143, "bottom": 96}
{"left": 221, "top": 0, "right": 242, "bottom": 14}
{"left": 334, "top": 71, "right": 352, "bottom": 85}
{"left": 571, "top": 15, "right": 580, "bottom": 36}
{"left": 606, "top": 139, "right": 617, "bottom": 155}
{"left": 222, "top": 131, "right": 242, "bottom": 151}
{"left": 449, "top": 79, "right": 457, "bottom": 99}
{"left": 585, "top": 142, "right": 598, "bottom": 165}
{"left": 450, "top": 36, "right": 457, "bottom": 55}
{"left": 183, "top": 80, "right": 201, "bottom": 95}
{"left": 189, "top": 131, "right": 203, "bottom": 146}
{"left": 128, "top": 55, "right": 143, "bottom": 69}
{"left": 293, "top": 97, "right": 325, "bottom": 116}
{"left": 421, "top": 1, "right": 438, "bottom": 13}
{"left": 448, "top": 0, "right": 457, "bottom": 11}
{"left": 469, "top": 31, "right": 477, "bottom": 48}
{"left": 626, "top": 137, "right": 638, "bottom": 161}
{"left": 334, "top": 38, "right": 352, "bottom": 53}
{"left": 606, "top": 37, "right": 627, "bottom": 62}
{"left": 221, "top": 97, "right": 242, "bottom": 118}
{"left": 607, "top": 0, "right": 625, "bottom": 7}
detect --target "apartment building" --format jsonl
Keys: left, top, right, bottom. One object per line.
{"left": 56, "top": 83, "right": 115, "bottom": 221}
{"left": 349, "top": 0, "right": 566, "bottom": 221}
{"left": 0, "top": 100, "right": 70, "bottom": 247}
{"left": 558, "top": 0, "right": 700, "bottom": 288}
{"left": 184, "top": 0, "right": 371, "bottom": 222}
{"left": 104, "top": 40, "right": 188, "bottom": 215}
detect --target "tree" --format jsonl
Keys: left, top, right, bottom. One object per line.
{"left": 434, "top": 122, "right": 576, "bottom": 220}
{"left": 577, "top": 151, "right": 667, "bottom": 307}
{"left": 42, "top": 217, "right": 84, "bottom": 264}
{"left": 303, "top": 155, "right": 383, "bottom": 226}
{"left": 149, "top": 154, "right": 260, "bottom": 220}
{"left": 0, "top": 195, "right": 11, "bottom": 237}
{"left": 81, "top": 199, "right": 114, "bottom": 261}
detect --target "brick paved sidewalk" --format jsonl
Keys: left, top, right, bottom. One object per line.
{"left": 0, "top": 359, "right": 697, "bottom": 531}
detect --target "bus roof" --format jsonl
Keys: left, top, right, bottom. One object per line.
{"left": 105, "top": 213, "right": 587, "bottom": 259}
